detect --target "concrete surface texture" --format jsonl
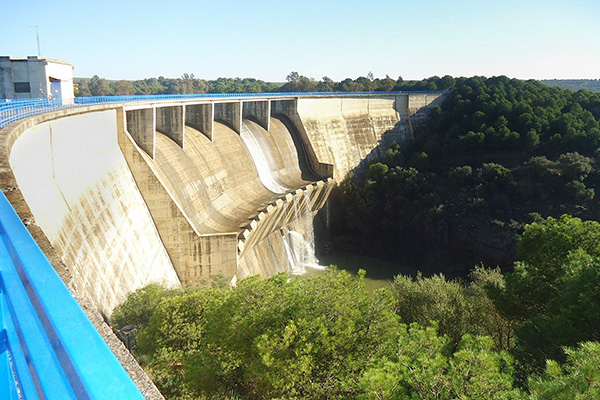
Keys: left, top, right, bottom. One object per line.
{"left": 293, "top": 94, "right": 446, "bottom": 181}
{"left": 8, "top": 109, "right": 179, "bottom": 315}
{"left": 121, "top": 112, "right": 324, "bottom": 283}
{"left": 2, "top": 93, "right": 445, "bottom": 317}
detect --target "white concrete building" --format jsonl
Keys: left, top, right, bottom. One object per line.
{"left": 0, "top": 56, "right": 74, "bottom": 100}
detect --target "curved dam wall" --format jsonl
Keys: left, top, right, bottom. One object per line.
{"left": 6, "top": 108, "right": 180, "bottom": 315}
{"left": 1, "top": 93, "right": 445, "bottom": 314}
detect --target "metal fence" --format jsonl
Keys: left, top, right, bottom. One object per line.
{"left": 0, "top": 190, "right": 145, "bottom": 399}
{"left": 0, "top": 91, "right": 448, "bottom": 129}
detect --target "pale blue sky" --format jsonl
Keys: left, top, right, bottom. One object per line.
{"left": 1, "top": 0, "right": 599, "bottom": 81}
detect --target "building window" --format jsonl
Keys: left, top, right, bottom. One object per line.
{"left": 14, "top": 82, "right": 31, "bottom": 93}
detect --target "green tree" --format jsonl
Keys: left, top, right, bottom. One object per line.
{"left": 490, "top": 216, "right": 600, "bottom": 376}
{"left": 529, "top": 342, "right": 600, "bottom": 399}
{"left": 359, "top": 326, "right": 522, "bottom": 399}
{"left": 88, "top": 74, "right": 111, "bottom": 96}
{"left": 75, "top": 80, "right": 91, "bottom": 97}
{"left": 113, "top": 80, "right": 135, "bottom": 95}
{"left": 186, "top": 271, "right": 401, "bottom": 399}
{"left": 317, "top": 76, "right": 335, "bottom": 92}
{"left": 391, "top": 268, "right": 513, "bottom": 351}
{"left": 138, "top": 290, "right": 216, "bottom": 398}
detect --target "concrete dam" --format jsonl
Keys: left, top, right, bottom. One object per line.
{"left": 1, "top": 93, "right": 445, "bottom": 316}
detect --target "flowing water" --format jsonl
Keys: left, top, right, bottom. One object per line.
{"left": 239, "top": 123, "right": 289, "bottom": 194}
{"left": 281, "top": 189, "right": 327, "bottom": 274}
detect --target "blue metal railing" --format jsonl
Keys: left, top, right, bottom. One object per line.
{"left": 0, "top": 91, "right": 449, "bottom": 129}
{"left": 0, "top": 191, "right": 144, "bottom": 399}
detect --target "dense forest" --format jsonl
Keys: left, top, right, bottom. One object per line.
{"left": 112, "top": 216, "right": 600, "bottom": 399}
{"left": 110, "top": 76, "right": 600, "bottom": 398}
{"left": 329, "top": 76, "right": 600, "bottom": 274}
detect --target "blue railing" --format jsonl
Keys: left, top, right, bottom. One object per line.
{"left": 0, "top": 91, "right": 448, "bottom": 129}
{"left": 0, "top": 191, "right": 144, "bottom": 399}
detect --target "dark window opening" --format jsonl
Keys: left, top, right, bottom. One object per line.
{"left": 14, "top": 82, "right": 31, "bottom": 93}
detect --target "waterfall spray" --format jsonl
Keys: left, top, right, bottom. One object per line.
{"left": 281, "top": 190, "right": 327, "bottom": 274}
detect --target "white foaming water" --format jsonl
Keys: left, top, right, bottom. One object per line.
{"left": 281, "top": 191, "right": 327, "bottom": 274}
{"left": 239, "top": 123, "right": 288, "bottom": 194}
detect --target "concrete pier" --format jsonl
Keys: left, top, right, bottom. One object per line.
{"left": 214, "top": 101, "right": 242, "bottom": 133}
{"left": 185, "top": 103, "right": 214, "bottom": 140}
{"left": 126, "top": 108, "right": 155, "bottom": 158}
{"left": 243, "top": 100, "right": 271, "bottom": 131}
{"left": 156, "top": 105, "right": 184, "bottom": 148}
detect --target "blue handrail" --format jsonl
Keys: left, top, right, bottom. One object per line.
{"left": 0, "top": 91, "right": 448, "bottom": 129}
{"left": 0, "top": 191, "right": 144, "bottom": 399}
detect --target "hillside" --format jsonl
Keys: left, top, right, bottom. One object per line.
{"left": 328, "top": 76, "right": 600, "bottom": 275}
{"left": 541, "top": 79, "right": 600, "bottom": 92}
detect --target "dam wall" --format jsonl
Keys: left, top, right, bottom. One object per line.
{"left": 0, "top": 93, "right": 446, "bottom": 315}
{"left": 274, "top": 93, "right": 446, "bottom": 181}
{"left": 121, "top": 104, "right": 327, "bottom": 283}
{"left": 6, "top": 108, "right": 180, "bottom": 315}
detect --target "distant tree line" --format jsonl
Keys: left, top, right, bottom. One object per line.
{"left": 278, "top": 71, "right": 456, "bottom": 92}
{"left": 74, "top": 72, "right": 456, "bottom": 97}
{"left": 75, "top": 74, "right": 280, "bottom": 96}
{"left": 541, "top": 79, "right": 600, "bottom": 93}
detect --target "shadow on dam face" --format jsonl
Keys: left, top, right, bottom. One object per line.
{"left": 2, "top": 93, "right": 446, "bottom": 315}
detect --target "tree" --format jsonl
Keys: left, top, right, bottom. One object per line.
{"left": 75, "top": 80, "right": 91, "bottom": 97}
{"left": 186, "top": 271, "right": 401, "bottom": 399}
{"left": 317, "top": 76, "right": 335, "bottom": 92}
{"left": 113, "top": 80, "right": 135, "bottom": 95}
{"left": 110, "top": 284, "right": 172, "bottom": 354}
{"left": 138, "top": 290, "right": 217, "bottom": 398}
{"left": 489, "top": 216, "right": 600, "bottom": 375}
{"left": 529, "top": 342, "right": 600, "bottom": 399}
{"left": 359, "top": 326, "right": 522, "bottom": 399}
{"left": 286, "top": 71, "right": 300, "bottom": 83}
{"left": 375, "top": 75, "right": 396, "bottom": 91}
{"left": 88, "top": 75, "right": 111, "bottom": 96}
{"left": 280, "top": 72, "right": 317, "bottom": 92}
{"left": 391, "top": 268, "right": 512, "bottom": 351}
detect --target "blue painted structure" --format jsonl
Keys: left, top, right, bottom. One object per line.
{"left": 0, "top": 190, "right": 144, "bottom": 399}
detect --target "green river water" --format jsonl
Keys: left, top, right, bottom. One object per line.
{"left": 303, "top": 250, "right": 418, "bottom": 291}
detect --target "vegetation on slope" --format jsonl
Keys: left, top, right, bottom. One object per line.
{"left": 111, "top": 216, "right": 600, "bottom": 399}
{"left": 328, "top": 76, "right": 600, "bottom": 273}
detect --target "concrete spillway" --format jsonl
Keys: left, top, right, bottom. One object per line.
{"left": 0, "top": 93, "right": 445, "bottom": 315}
{"left": 147, "top": 117, "right": 314, "bottom": 235}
